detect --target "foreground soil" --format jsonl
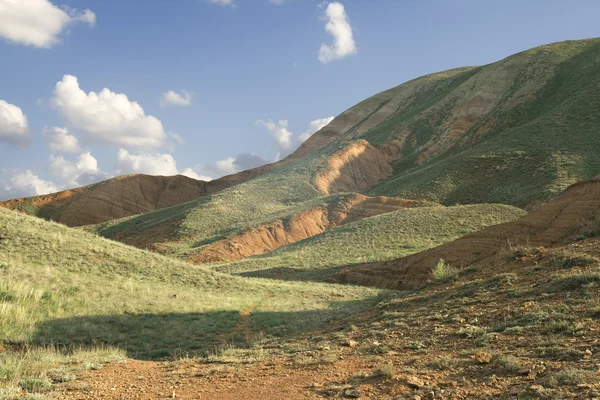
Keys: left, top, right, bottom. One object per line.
{"left": 57, "top": 238, "right": 600, "bottom": 399}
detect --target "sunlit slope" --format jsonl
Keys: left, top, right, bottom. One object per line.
{"left": 0, "top": 207, "right": 382, "bottom": 359}
{"left": 76, "top": 38, "right": 600, "bottom": 260}
{"left": 212, "top": 204, "right": 526, "bottom": 282}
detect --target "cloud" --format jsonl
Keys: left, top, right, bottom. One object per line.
{"left": 318, "top": 2, "right": 357, "bottom": 63}
{"left": 208, "top": 0, "right": 234, "bottom": 6}
{"left": 0, "top": 170, "right": 58, "bottom": 200}
{"left": 49, "top": 152, "right": 106, "bottom": 186}
{"left": 51, "top": 75, "right": 167, "bottom": 149}
{"left": 43, "top": 126, "right": 80, "bottom": 153}
{"left": 298, "top": 116, "right": 334, "bottom": 142}
{"left": 257, "top": 116, "right": 335, "bottom": 157}
{"left": 256, "top": 119, "right": 294, "bottom": 152}
{"left": 232, "top": 153, "right": 267, "bottom": 170}
{"left": 269, "top": 0, "right": 286, "bottom": 4}
{"left": 0, "top": 100, "right": 29, "bottom": 145}
{"left": 0, "top": 0, "right": 95, "bottom": 48}
{"left": 180, "top": 168, "right": 212, "bottom": 181}
{"left": 116, "top": 149, "right": 213, "bottom": 181}
{"left": 116, "top": 149, "right": 179, "bottom": 176}
{"left": 160, "top": 90, "right": 192, "bottom": 107}
{"left": 187, "top": 152, "right": 267, "bottom": 181}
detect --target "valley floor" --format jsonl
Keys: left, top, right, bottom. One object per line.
{"left": 56, "top": 239, "right": 600, "bottom": 400}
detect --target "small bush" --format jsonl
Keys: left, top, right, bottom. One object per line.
{"left": 543, "top": 367, "right": 599, "bottom": 387}
{"left": 533, "top": 346, "right": 582, "bottom": 361}
{"left": 431, "top": 259, "right": 459, "bottom": 280}
{"left": 427, "top": 357, "right": 462, "bottom": 370}
{"left": 503, "top": 326, "right": 524, "bottom": 335}
{"left": 371, "top": 363, "right": 395, "bottom": 378}
{"left": 53, "top": 373, "right": 76, "bottom": 383}
{"left": 550, "top": 270, "right": 600, "bottom": 291}
{"left": 492, "top": 355, "right": 523, "bottom": 374}
{"left": 551, "top": 250, "right": 599, "bottom": 269}
{"left": 458, "top": 326, "right": 487, "bottom": 339}
{"left": 542, "top": 319, "right": 584, "bottom": 336}
{"left": 18, "top": 378, "right": 52, "bottom": 393}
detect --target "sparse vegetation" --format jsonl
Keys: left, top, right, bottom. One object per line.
{"left": 215, "top": 204, "right": 524, "bottom": 281}
{"left": 431, "top": 259, "right": 459, "bottom": 280}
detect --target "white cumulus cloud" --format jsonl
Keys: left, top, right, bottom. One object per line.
{"left": 256, "top": 119, "right": 294, "bottom": 152}
{"left": 116, "top": 149, "right": 180, "bottom": 176}
{"left": 269, "top": 0, "right": 286, "bottom": 4}
{"left": 298, "top": 116, "right": 334, "bottom": 142}
{"left": 161, "top": 90, "right": 192, "bottom": 107}
{"left": 0, "top": 100, "right": 29, "bottom": 145}
{"left": 0, "top": 170, "right": 58, "bottom": 200}
{"left": 208, "top": 0, "right": 234, "bottom": 6}
{"left": 116, "top": 149, "right": 211, "bottom": 181}
{"left": 51, "top": 75, "right": 167, "bottom": 149}
{"left": 43, "top": 126, "right": 80, "bottom": 153}
{"left": 49, "top": 152, "right": 103, "bottom": 186}
{"left": 186, "top": 153, "right": 267, "bottom": 181}
{"left": 180, "top": 168, "right": 212, "bottom": 181}
{"left": 318, "top": 2, "right": 357, "bottom": 63}
{"left": 0, "top": 0, "right": 95, "bottom": 48}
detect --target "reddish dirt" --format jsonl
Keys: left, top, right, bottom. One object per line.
{"left": 0, "top": 175, "right": 209, "bottom": 227}
{"left": 0, "top": 106, "right": 365, "bottom": 228}
{"left": 313, "top": 140, "right": 396, "bottom": 195}
{"left": 333, "top": 177, "right": 600, "bottom": 290}
{"left": 188, "top": 194, "right": 436, "bottom": 264}
{"left": 56, "top": 241, "right": 600, "bottom": 399}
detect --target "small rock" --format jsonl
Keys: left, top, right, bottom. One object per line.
{"left": 405, "top": 376, "right": 425, "bottom": 389}
{"left": 528, "top": 385, "right": 545, "bottom": 393}
{"left": 518, "top": 368, "right": 531, "bottom": 376}
{"left": 342, "top": 386, "right": 361, "bottom": 398}
{"left": 584, "top": 349, "right": 593, "bottom": 359}
{"left": 475, "top": 351, "right": 493, "bottom": 364}
{"left": 578, "top": 384, "right": 593, "bottom": 390}
{"left": 343, "top": 339, "right": 358, "bottom": 348}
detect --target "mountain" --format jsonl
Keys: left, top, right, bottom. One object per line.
{"left": 5, "top": 38, "right": 600, "bottom": 230}
{"left": 333, "top": 175, "right": 600, "bottom": 289}
{"left": 77, "top": 38, "right": 600, "bottom": 263}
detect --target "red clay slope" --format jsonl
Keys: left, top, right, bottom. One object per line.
{"left": 0, "top": 174, "right": 211, "bottom": 227}
{"left": 333, "top": 177, "right": 600, "bottom": 290}
{"left": 189, "top": 195, "right": 436, "bottom": 264}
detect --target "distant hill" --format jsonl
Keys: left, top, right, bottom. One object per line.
{"left": 4, "top": 38, "right": 600, "bottom": 260}
{"left": 333, "top": 176, "right": 600, "bottom": 290}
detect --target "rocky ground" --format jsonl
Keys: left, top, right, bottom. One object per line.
{"left": 56, "top": 239, "right": 600, "bottom": 399}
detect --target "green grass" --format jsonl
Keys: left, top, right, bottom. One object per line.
{"left": 0, "top": 206, "right": 384, "bottom": 393}
{"left": 212, "top": 204, "right": 525, "bottom": 281}
{"left": 365, "top": 38, "right": 600, "bottom": 208}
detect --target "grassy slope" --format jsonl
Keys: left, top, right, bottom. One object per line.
{"left": 0, "top": 206, "right": 382, "bottom": 394}
{"left": 90, "top": 163, "right": 327, "bottom": 258}
{"left": 213, "top": 204, "right": 526, "bottom": 281}
{"left": 91, "top": 39, "right": 600, "bottom": 262}
{"left": 367, "top": 39, "right": 600, "bottom": 207}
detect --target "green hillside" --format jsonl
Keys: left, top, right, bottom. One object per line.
{"left": 86, "top": 38, "right": 600, "bottom": 258}
{"left": 364, "top": 39, "right": 600, "bottom": 207}
{"left": 0, "top": 207, "right": 381, "bottom": 394}
{"left": 213, "top": 204, "right": 526, "bottom": 281}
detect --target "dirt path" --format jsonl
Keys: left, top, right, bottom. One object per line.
{"left": 58, "top": 356, "right": 400, "bottom": 400}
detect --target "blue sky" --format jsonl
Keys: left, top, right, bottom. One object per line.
{"left": 1, "top": 0, "right": 600, "bottom": 199}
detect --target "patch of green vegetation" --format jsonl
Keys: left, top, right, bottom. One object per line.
{"left": 543, "top": 367, "right": 599, "bottom": 388}
{"left": 431, "top": 259, "right": 459, "bottom": 281}
{"left": 549, "top": 269, "right": 600, "bottom": 292}
{"left": 213, "top": 204, "right": 525, "bottom": 281}
{"left": 0, "top": 206, "right": 384, "bottom": 392}
{"left": 368, "top": 39, "right": 600, "bottom": 208}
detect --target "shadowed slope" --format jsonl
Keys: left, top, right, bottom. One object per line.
{"left": 333, "top": 177, "right": 600, "bottom": 290}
